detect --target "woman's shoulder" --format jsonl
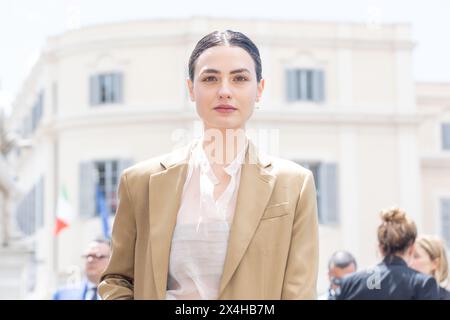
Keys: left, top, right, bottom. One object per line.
{"left": 123, "top": 155, "right": 167, "bottom": 178}
{"left": 268, "top": 156, "right": 314, "bottom": 179}
{"left": 122, "top": 143, "right": 193, "bottom": 181}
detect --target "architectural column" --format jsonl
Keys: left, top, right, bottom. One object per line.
{"left": 339, "top": 127, "right": 360, "bottom": 257}
{"left": 398, "top": 125, "right": 422, "bottom": 230}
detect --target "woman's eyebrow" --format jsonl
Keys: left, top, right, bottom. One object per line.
{"left": 230, "top": 68, "right": 251, "bottom": 74}
{"left": 200, "top": 68, "right": 251, "bottom": 75}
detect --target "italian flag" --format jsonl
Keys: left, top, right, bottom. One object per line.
{"left": 54, "top": 187, "right": 75, "bottom": 236}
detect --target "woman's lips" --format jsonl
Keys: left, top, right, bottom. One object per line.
{"left": 214, "top": 105, "right": 237, "bottom": 113}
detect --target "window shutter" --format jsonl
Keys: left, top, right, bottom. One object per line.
{"left": 441, "top": 198, "right": 450, "bottom": 248}
{"left": 286, "top": 69, "right": 297, "bottom": 102}
{"left": 442, "top": 123, "right": 450, "bottom": 150}
{"left": 312, "top": 70, "right": 325, "bottom": 102}
{"left": 306, "top": 70, "right": 313, "bottom": 101}
{"left": 89, "top": 75, "right": 100, "bottom": 106}
{"left": 115, "top": 73, "right": 123, "bottom": 104}
{"left": 35, "top": 177, "right": 45, "bottom": 228}
{"left": 79, "top": 162, "right": 96, "bottom": 218}
{"left": 319, "top": 163, "right": 339, "bottom": 225}
{"left": 89, "top": 75, "right": 94, "bottom": 105}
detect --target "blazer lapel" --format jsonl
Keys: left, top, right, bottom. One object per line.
{"left": 218, "top": 141, "right": 275, "bottom": 296}
{"left": 148, "top": 143, "right": 193, "bottom": 300}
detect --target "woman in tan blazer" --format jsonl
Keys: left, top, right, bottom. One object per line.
{"left": 99, "top": 30, "right": 319, "bottom": 300}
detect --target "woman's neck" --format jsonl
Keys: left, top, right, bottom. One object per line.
{"left": 201, "top": 127, "right": 247, "bottom": 166}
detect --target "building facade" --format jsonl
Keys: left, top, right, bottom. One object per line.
{"left": 417, "top": 83, "right": 450, "bottom": 246}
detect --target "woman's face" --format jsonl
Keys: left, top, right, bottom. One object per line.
{"left": 187, "top": 45, "right": 264, "bottom": 131}
{"left": 410, "top": 245, "right": 438, "bottom": 276}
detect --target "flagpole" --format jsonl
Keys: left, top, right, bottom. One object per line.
{"left": 53, "top": 137, "right": 59, "bottom": 289}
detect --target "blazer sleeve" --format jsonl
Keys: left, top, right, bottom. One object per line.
{"left": 98, "top": 172, "right": 136, "bottom": 300}
{"left": 281, "top": 171, "right": 319, "bottom": 299}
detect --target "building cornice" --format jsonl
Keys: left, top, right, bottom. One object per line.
{"left": 49, "top": 34, "right": 414, "bottom": 60}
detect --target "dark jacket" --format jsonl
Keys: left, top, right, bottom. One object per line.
{"left": 439, "top": 286, "right": 450, "bottom": 300}
{"left": 337, "top": 255, "right": 439, "bottom": 300}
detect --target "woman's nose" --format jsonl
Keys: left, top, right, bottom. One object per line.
{"left": 218, "top": 83, "right": 232, "bottom": 99}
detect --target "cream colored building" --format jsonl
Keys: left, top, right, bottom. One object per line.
{"left": 3, "top": 17, "right": 449, "bottom": 298}
{"left": 417, "top": 83, "right": 450, "bottom": 241}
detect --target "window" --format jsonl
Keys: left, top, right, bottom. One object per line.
{"left": 297, "top": 161, "right": 339, "bottom": 225}
{"left": 15, "top": 177, "right": 44, "bottom": 236}
{"left": 22, "top": 91, "right": 44, "bottom": 138}
{"left": 442, "top": 123, "right": 450, "bottom": 150}
{"left": 286, "top": 69, "right": 325, "bottom": 103}
{"left": 79, "top": 159, "right": 133, "bottom": 217}
{"left": 441, "top": 198, "right": 450, "bottom": 248}
{"left": 89, "top": 72, "right": 123, "bottom": 105}
{"left": 95, "top": 160, "right": 118, "bottom": 215}
{"left": 31, "top": 91, "right": 44, "bottom": 132}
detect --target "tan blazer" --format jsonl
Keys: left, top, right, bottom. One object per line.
{"left": 99, "top": 140, "right": 319, "bottom": 300}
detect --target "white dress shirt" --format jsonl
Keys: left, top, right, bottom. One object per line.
{"left": 165, "top": 138, "right": 248, "bottom": 300}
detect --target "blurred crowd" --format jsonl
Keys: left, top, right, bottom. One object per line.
{"left": 52, "top": 207, "right": 450, "bottom": 300}
{"left": 320, "top": 207, "right": 450, "bottom": 300}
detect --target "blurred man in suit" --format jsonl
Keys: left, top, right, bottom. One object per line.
{"left": 53, "top": 239, "right": 111, "bottom": 300}
{"left": 318, "top": 250, "right": 357, "bottom": 300}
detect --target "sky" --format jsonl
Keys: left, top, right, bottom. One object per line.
{"left": 0, "top": 0, "right": 449, "bottom": 113}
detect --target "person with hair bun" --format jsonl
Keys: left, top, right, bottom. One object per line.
{"left": 337, "top": 207, "right": 439, "bottom": 300}
{"left": 410, "top": 235, "right": 450, "bottom": 300}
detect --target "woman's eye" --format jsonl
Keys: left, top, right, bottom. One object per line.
{"left": 234, "top": 75, "right": 248, "bottom": 81}
{"left": 202, "top": 76, "right": 217, "bottom": 82}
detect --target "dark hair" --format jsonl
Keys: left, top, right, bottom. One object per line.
{"left": 328, "top": 250, "right": 357, "bottom": 270}
{"left": 188, "top": 30, "right": 262, "bottom": 82}
{"left": 377, "top": 207, "right": 417, "bottom": 256}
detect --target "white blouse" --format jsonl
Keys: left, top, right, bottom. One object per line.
{"left": 165, "top": 138, "right": 248, "bottom": 300}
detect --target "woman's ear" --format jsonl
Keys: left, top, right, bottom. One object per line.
{"left": 256, "top": 78, "right": 265, "bottom": 102}
{"left": 431, "top": 257, "right": 440, "bottom": 273}
{"left": 186, "top": 78, "right": 195, "bottom": 102}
